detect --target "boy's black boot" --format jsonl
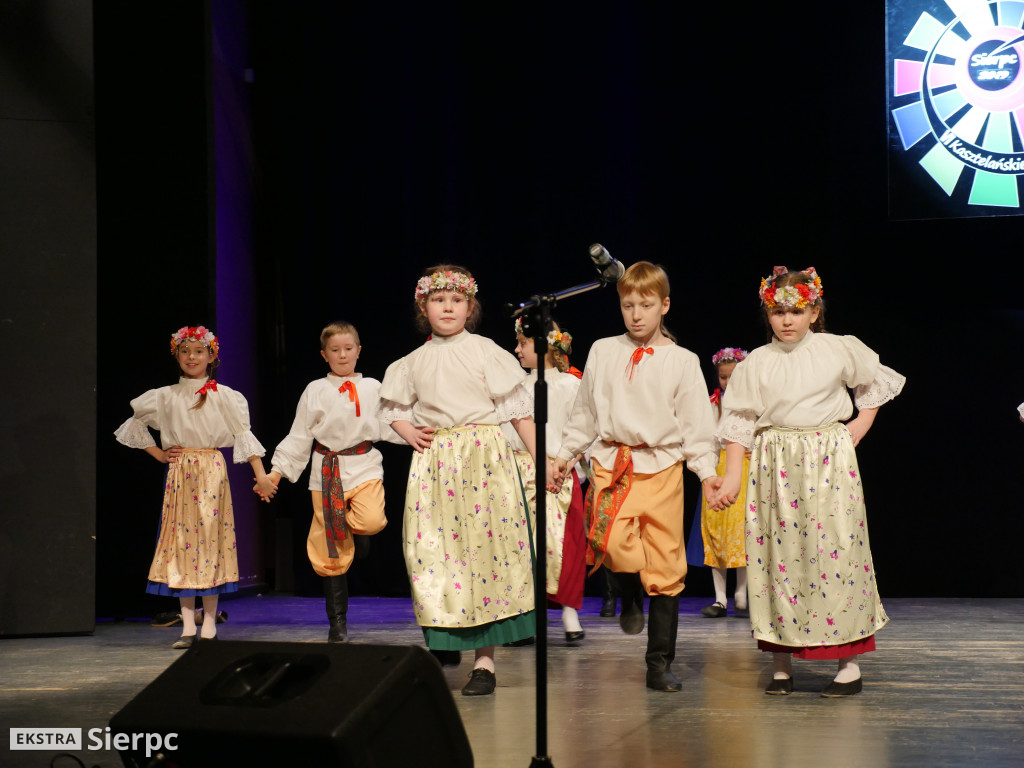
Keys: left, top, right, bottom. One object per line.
{"left": 324, "top": 574, "right": 349, "bottom": 643}
{"left": 645, "top": 594, "right": 681, "bottom": 692}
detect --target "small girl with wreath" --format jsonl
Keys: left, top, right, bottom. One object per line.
{"left": 694, "top": 346, "right": 750, "bottom": 619}
{"left": 115, "top": 326, "right": 276, "bottom": 648}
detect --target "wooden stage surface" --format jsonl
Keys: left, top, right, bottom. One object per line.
{"left": 1, "top": 597, "right": 1022, "bottom": 768}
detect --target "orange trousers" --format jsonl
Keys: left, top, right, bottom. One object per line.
{"left": 307, "top": 479, "right": 386, "bottom": 577}
{"left": 589, "top": 458, "right": 686, "bottom": 597}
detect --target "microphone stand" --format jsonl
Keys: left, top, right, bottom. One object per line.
{"left": 508, "top": 273, "right": 614, "bottom": 768}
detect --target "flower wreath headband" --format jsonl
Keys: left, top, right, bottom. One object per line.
{"left": 712, "top": 347, "right": 747, "bottom": 365}
{"left": 758, "top": 266, "right": 823, "bottom": 309}
{"left": 413, "top": 270, "right": 479, "bottom": 301}
{"left": 514, "top": 317, "right": 573, "bottom": 355}
{"left": 170, "top": 326, "right": 219, "bottom": 357}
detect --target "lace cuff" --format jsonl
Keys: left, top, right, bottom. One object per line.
{"left": 494, "top": 381, "right": 534, "bottom": 423}
{"left": 232, "top": 430, "right": 266, "bottom": 463}
{"left": 853, "top": 365, "right": 906, "bottom": 410}
{"left": 113, "top": 417, "right": 156, "bottom": 449}
{"left": 1018, "top": 403, "right": 1024, "bottom": 419}
{"left": 716, "top": 411, "right": 757, "bottom": 450}
{"left": 378, "top": 400, "right": 414, "bottom": 425}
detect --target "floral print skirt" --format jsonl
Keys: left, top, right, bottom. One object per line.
{"left": 513, "top": 450, "right": 573, "bottom": 595}
{"left": 404, "top": 425, "right": 536, "bottom": 647}
{"left": 146, "top": 448, "right": 239, "bottom": 596}
{"left": 746, "top": 424, "right": 887, "bottom": 649}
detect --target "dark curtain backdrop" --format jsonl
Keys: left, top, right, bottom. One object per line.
{"left": 94, "top": 2, "right": 1024, "bottom": 613}
{"left": 246, "top": 2, "right": 1024, "bottom": 599}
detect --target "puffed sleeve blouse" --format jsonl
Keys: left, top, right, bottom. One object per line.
{"left": 379, "top": 331, "right": 533, "bottom": 427}
{"left": 504, "top": 368, "right": 581, "bottom": 456}
{"left": 717, "top": 332, "right": 906, "bottom": 449}
{"left": 113, "top": 377, "right": 265, "bottom": 462}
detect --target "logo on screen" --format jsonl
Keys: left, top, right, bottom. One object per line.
{"left": 890, "top": 0, "right": 1024, "bottom": 208}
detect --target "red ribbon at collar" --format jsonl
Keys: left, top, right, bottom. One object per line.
{"left": 626, "top": 346, "right": 653, "bottom": 381}
{"left": 567, "top": 366, "right": 583, "bottom": 380}
{"left": 710, "top": 388, "right": 722, "bottom": 405}
{"left": 196, "top": 379, "right": 217, "bottom": 397}
{"left": 339, "top": 380, "right": 361, "bottom": 417}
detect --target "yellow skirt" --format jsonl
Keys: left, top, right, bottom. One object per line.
{"left": 700, "top": 449, "right": 749, "bottom": 569}
{"left": 403, "top": 424, "right": 534, "bottom": 629}
{"left": 512, "top": 450, "right": 573, "bottom": 594}
{"left": 147, "top": 449, "right": 239, "bottom": 594}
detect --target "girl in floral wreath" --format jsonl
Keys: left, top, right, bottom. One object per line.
{"left": 552, "top": 261, "right": 720, "bottom": 692}
{"left": 115, "top": 326, "right": 277, "bottom": 648}
{"left": 379, "top": 265, "right": 540, "bottom": 697}
{"left": 692, "top": 346, "right": 750, "bottom": 619}
{"left": 504, "top": 317, "right": 587, "bottom": 643}
{"left": 713, "top": 267, "right": 905, "bottom": 697}
{"left": 265, "top": 322, "right": 398, "bottom": 644}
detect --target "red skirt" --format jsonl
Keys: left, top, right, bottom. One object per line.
{"left": 548, "top": 468, "right": 586, "bottom": 610}
{"left": 758, "top": 635, "right": 876, "bottom": 659}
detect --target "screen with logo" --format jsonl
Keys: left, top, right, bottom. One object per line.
{"left": 887, "top": 0, "right": 1024, "bottom": 219}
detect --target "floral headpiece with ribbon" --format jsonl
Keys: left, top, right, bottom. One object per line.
{"left": 514, "top": 317, "right": 573, "bottom": 355}
{"left": 758, "top": 266, "right": 823, "bottom": 309}
{"left": 414, "top": 270, "right": 479, "bottom": 300}
{"left": 711, "top": 347, "right": 748, "bottom": 366}
{"left": 170, "top": 326, "right": 219, "bottom": 357}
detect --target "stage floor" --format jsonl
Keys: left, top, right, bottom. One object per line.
{"left": 1, "top": 597, "right": 1022, "bottom": 768}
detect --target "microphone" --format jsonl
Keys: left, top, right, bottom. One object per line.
{"left": 589, "top": 243, "right": 625, "bottom": 284}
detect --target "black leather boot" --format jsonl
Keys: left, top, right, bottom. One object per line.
{"left": 645, "top": 594, "right": 681, "bottom": 691}
{"left": 599, "top": 566, "right": 617, "bottom": 617}
{"left": 324, "top": 574, "right": 349, "bottom": 643}
{"left": 610, "top": 571, "right": 645, "bottom": 634}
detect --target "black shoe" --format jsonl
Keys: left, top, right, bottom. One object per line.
{"left": 765, "top": 677, "right": 794, "bottom": 695}
{"left": 461, "top": 668, "right": 496, "bottom": 696}
{"left": 599, "top": 597, "right": 617, "bottom": 617}
{"left": 502, "top": 636, "right": 536, "bottom": 647}
{"left": 151, "top": 611, "right": 182, "bottom": 628}
{"left": 564, "top": 630, "right": 585, "bottom": 643}
{"left": 195, "top": 609, "right": 230, "bottom": 625}
{"left": 430, "top": 649, "right": 462, "bottom": 667}
{"left": 821, "top": 677, "right": 862, "bottom": 697}
{"left": 171, "top": 634, "right": 196, "bottom": 650}
{"left": 646, "top": 669, "right": 682, "bottom": 692}
{"left": 733, "top": 604, "right": 748, "bottom": 618}
{"left": 700, "top": 602, "right": 727, "bottom": 618}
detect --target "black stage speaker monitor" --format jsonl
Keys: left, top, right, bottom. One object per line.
{"left": 109, "top": 641, "right": 473, "bottom": 768}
